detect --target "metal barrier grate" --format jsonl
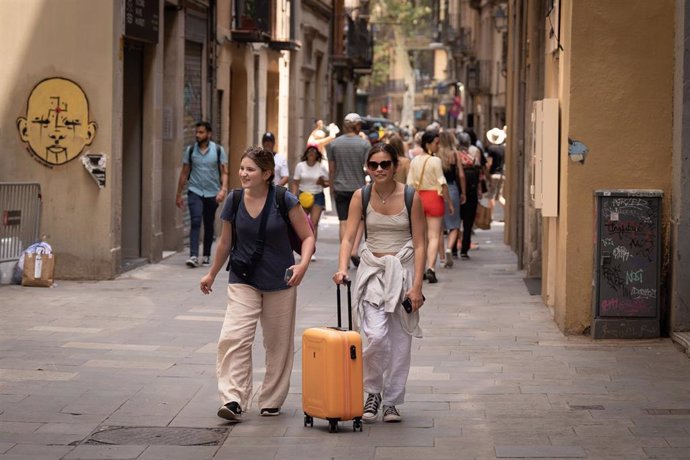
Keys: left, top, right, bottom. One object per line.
{"left": 0, "top": 183, "right": 42, "bottom": 263}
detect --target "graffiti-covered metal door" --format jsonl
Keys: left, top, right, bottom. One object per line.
{"left": 592, "top": 190, "right": 663, "bottom": 339}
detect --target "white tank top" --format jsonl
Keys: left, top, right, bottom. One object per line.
{"left": 365, "top": 204, "right": 412, "bottom": 254}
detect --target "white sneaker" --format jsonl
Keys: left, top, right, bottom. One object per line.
{"left": 186, "top": 256, "right": 199, "bottom": 268}
{"left": 310, "top": 254, "right": 316, "bottom": 262}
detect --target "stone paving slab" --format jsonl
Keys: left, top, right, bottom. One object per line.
{"left": 1, "top": 218, "right": 690, "bottom": 459}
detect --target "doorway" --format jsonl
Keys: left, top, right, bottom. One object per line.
{"left": 122, "top": 42, "right": 145, "bottom": 268}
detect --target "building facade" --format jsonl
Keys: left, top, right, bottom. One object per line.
{"left": 0, "top": 0, "right": 370, "bottom": 280}
{"left": 504, "top": 0, "right": 679, "bottom": 336}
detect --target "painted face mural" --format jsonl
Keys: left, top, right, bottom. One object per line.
{"left": 17, "top": 78, "right": 97, "bottom": 166}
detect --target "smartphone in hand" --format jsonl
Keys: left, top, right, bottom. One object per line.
{"left": 284, "top": 268, "right": 294, "bottom": 282}
{"left": 402, "top": 295, "right": 425, "bottom": 313}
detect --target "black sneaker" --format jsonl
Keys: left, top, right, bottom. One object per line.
{"left": 383, "top": 405, "right": 402, "bottom": 423}
{"left": 426, "top": 268, "right": 438, "bottom": 284}
{"left": 260, "top": 407, "right": 280, "bottom": 416}
{"left": 202, "top": 256, "right": 211, "bottom": 266}
{"left": 362, "top": 392, "right": 381, "bottom": 423}
{"left": 451, "top": 248, "right": 458, "bottom": 259}
{"left": 217, "top": 401, "right": 242, "bottom": 421}
{"left": 460, "top": 253, "right": 470, "bottom": 260}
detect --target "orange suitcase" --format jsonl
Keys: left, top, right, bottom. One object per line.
{"left": 302, "top": 282, "right": 364, "bottom": 432}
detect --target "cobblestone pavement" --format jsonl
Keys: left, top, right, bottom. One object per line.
{"left": 2, "top": 212, "right": 690, "bottom": 459}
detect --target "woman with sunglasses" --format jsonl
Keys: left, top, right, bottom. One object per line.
{"left": 406, "top": 131, "right": 454, "bottom": 283}
{"left": 333, "top": 144, "right": 426, "bottom": 424}
{"left": 200, "top": 147, "right": 315, "bottom": 422}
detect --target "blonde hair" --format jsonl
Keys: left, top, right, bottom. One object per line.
{"left": 438, "top": 131, "right": 457, "bottom": 171}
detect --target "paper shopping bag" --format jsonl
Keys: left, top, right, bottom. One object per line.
{"left": 475, "top": 203, "right": 492, "bottom": 230}
{"left": 22, "top": 253, "right": 55, "bottom": 287}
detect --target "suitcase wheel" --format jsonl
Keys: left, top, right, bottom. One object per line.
{"left": 353, "top": 418, "right": 363, "bottom": 432}
{"left": 328, "top": 419, "right": 339, "bottom": 433}
{"left": 303, "top": 414, "right": 313, "bottom": 427}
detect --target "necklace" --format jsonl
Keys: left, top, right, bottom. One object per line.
{"left": 374, "top": 185, "right": 395, "bottom": 204}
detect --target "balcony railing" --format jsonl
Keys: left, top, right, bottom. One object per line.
{"left": 346, "top": 15, "right": 373, "bottom": 69}
{"left": 231, "top": 0, "right": 272, "bottom": 42}
{"left": 333, "top": 15, "right": 373, "bottom": 71}
{"left": 455, "top": 27, "right": 474, "bottom": 56}
{"left": 466, "top": 59, "right": 492, "bottom": 94}
{"left": 370, "top": 79, "right": 408, "bottom": 96}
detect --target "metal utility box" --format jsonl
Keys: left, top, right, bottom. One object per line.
{"left": 592, "top": 190, "right": 663, "bottom": 339}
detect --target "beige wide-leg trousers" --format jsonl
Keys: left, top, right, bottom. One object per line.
{"left": 216, "top": 283, "right": 297, "bottom": 410}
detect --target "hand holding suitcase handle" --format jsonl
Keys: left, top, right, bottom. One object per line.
{"left": 332, "top": 271, "right": 349, "bottom": 286}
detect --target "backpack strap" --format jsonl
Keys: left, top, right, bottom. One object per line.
{"left": 362, "top": 184, "right": 414, "bottom": 241}
{"left": 227, "top": 188, "right": 243, "bottom": 271}
{"left": 185, "top": 145, "right": 194, "bottom": 180}
{"left": 361, "top": 184, "right": 372, "bottom": 240}
{"left": 404, "top": 184, "right": 414, "bottom": 236}
{"left": 275, "top": 185, "right": 290, "bottom": 224}
{"left": 213, "top": 142, "right": 223, "bottom": 182}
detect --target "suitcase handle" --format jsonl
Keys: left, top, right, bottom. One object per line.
{"left": 336, "top": 279, "right": 353, "bottom": 331}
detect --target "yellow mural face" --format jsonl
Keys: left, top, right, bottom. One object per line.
{"left": 17, "top": 78, "right": 97, "bottom": 166}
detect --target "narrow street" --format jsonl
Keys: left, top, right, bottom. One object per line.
{"left": 1, "top": 214, "right": 690, "bottom": 460}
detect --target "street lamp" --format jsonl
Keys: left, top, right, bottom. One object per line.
{"left": 493, "top": 5, "right": 508, "bottom": 33}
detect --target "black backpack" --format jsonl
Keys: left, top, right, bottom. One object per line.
{"left": 229, "top": 186, "right": 313, "bottom": 259}
{"left": 360, "top": 184, "right": 415, "bottom": 240}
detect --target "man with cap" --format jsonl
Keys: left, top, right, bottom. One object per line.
{"left": 262, "top": 132, "right": 289, "bottom": 186}
{"left": 327, "top": 113, "right": 370, "bottom": 266}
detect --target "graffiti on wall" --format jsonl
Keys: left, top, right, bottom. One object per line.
{"left": 16, "top": 77, "right": 97, "bottom": 167}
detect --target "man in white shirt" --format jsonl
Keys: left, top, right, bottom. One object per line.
{"left": 262, "top": 132, "right": 289, "bottom": 186}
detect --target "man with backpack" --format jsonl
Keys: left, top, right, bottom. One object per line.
{"left": 176, "top": 121, "right": 229, "bottom": 267}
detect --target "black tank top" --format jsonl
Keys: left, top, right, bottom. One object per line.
{"left": 443, "top": 162, "right": 458, "bottom": 185}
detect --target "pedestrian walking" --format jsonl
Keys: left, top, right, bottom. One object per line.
{"left": 262, "top": 132, "right": 289, "bottom": 187}
{"left": 438, "top": 131, "right": 466, "bottom": 266}
{"left": 387, "top": 133, "right": 410, "bottom": 184}
{"left": 292, "top": 143, "right": 329, "bottom": 248}
{"left": 200, "top": 147, "right": 315, "bottom": 422}
{"left": 486, "top": 127, "right": 507, "bottom": 214}
{"left": 176, "top": 121, "right": 229, "bottom": 268}
{"left": 333, "top": 143, "right": 426, "bottom": 424}
{"left": 409, "top": 131, "right": 425, "bottom": 159}
{"left": 407, "top": 131, "right": 454, "bottom": 283}
{"left": 307, "top": 119, "right": 340, "bottom": 159}
{"left": 458, "top": 132, "right": 486, "bottom": 259}
{"left": 327, "top": 112, "right": 370, "bottom": 267}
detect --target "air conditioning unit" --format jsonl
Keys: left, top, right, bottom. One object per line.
{"left": 530, "top": 98, "right": 559, "bottom": 217}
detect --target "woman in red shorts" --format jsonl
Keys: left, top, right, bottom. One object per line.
{"left": 407, "top": 131, "right": 454, "bottom": 283}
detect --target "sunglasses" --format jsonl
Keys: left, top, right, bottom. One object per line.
{"left": 367, "top": 160, "right": 393, "bottom": 171}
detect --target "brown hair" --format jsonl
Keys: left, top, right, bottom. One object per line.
{"left": 241, "top": 146, "right": 275, "bottom": 184}
{"left": 387, "top": 134, "right": 405, "bottom": 158}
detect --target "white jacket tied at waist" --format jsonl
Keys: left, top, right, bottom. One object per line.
{"left": 353, "top": 241, "right": 423, "bottom": 338}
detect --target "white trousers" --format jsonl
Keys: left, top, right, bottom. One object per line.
{"left": 360, "top": 301, "right": 413, "bottom": 406}
{"left": 216, "top": 283, "right": 297, "bottom": 410}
